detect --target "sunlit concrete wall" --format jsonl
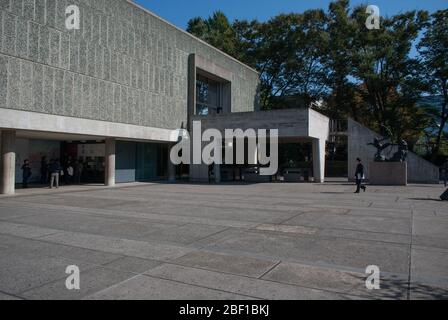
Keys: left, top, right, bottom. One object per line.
{"left": 0, "top": 0, "right": 259, "bottom": 131}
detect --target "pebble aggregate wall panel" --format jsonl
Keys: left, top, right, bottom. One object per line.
{"left": 0, "top": 0, "right": 259, "bottom": 131}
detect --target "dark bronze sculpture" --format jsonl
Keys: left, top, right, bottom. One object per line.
{"left": 391, "top": 140, "right": 408, "bottom": 162}
{"left": 368, "top": 137, "right": 392, "bottom": 162}
{"left": 368, "top": 135, "right": 408, "bottom": 163}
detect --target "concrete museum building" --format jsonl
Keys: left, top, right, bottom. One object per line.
{"left": 0, "top": 0, "right": 332, "bottom": 194}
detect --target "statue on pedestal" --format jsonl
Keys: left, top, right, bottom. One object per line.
{"left": 368, "top": 137, "right": 392, "bottom": 162}
{"left": 368, "top": 137, "right": 408, "bottom": 162}
{"left": 391, "top": 140, "right": 408, "bottom": 162}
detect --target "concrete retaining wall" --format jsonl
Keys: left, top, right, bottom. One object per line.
{"left": 348, "top": 119, "right": 440, "bottom": 184}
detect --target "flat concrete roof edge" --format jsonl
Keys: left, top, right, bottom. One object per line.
{"left": 127, "top": 0, "right": 260, "bottom": 75}
{"left": 190, "top": 108, "right": 310, "bottom": 120}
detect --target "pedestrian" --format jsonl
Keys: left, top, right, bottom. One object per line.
{"left": 354, "top": 158, "right": 366, "bottom": 194}
{"left": 49, "top": 159, "right": 61, "bottom": 189}
{"left": 40, "top": 156, "right": 48, "bottom": 184}
{"left": 67, "top": 163, "right": 74, "bottom": 185}
{"left": 21, "top": 160, "right": 32, "bottom": 188}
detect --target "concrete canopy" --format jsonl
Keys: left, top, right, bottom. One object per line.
{"left": 189, "top": 108, "right": 330, "bottom": 183}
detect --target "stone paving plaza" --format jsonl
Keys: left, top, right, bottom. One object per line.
{"left": 0, "top": 182, "right": 447, "bottom": 300}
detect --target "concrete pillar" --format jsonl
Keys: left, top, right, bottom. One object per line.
{"left": 168, "top": 145, "right": 176, "bottom": 182}
{"left": 312, "top": 138, "right": 326, "bottom": 183}
{"left": 105, "top": 138, "right": 116, "bottom": 187}
{"left": 1, "top": 130, "right": 16, "bottom": 195}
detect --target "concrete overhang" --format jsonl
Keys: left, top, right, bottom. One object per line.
{"left": 190, "top": 108, "right": 330, "bottom": 142}
{"left": 0, "top": 108, "right": 180, "bottom": 143}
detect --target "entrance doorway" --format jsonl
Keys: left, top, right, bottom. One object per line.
{"left": 116, "top": 141, "right": 168, "bottom": 183}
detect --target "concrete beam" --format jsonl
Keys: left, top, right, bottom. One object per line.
{"left": 105, "top": 138, "right": 116, "bottom": 187}
{"left": 1, "top": 130, "right": 16, "bottom": 195}
{"left": 0, "top": 108, "right": 177, "bottom": 143}
{"left": 312, "top": 138, "right": 326, "bottom": 183}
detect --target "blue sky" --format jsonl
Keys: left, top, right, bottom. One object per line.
{"left": 134, "top": 0, "right": 446, "bottom": 29}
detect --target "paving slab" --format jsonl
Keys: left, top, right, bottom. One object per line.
{"left": 145, "top": 263, "right": 351, "bottom": 300}
{"left": 0, "top": 292, "right": 22, "bottom": 300}
{"left": 102, "top": 257, "right": 163, "bottom": 274}
{"left": 21, "top": 267, "right": 135, "bottom": 300}
{"left": 85, "top": 275, "right": 250, "bottom": 300}
{"left": 201, "top": 229, "right": 410, "bottom": 274}
{"left": 8, "top": 211, "right": 178, "bottom": 240}
{"left": 0, "top": 251, "right": 96, "bottom": 295}
{"left": 173, "top": 250, "right": 279, "bottom": 278}
{"left": 138, "top": 223, "right": 228, "bottom": 245}
{"left": 411, "top": 247, "right": 448, "bottom": 282}
{"left": 282, "top": 212, "right": 410, "bottom": 234}
{"left": 263, "top": 262, "right": 408, "bottom": 300}
{"left": 0, "top": 222, "right": 60, "bottom": 239}
{"left": 0, "top": 182, "right": 446, "bottom": 300}
{"left": 39, "top": 231, "right": 194, "bottom": 261}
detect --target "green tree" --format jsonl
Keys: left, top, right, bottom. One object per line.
{"left": 349, "top": 7, "right": 429, "bottom": 143}
{"left": 187, "top": 11, "right": 237, "bottom": 56}
{"left": 324, "top": 0, "right": 359, "bottom": 120}
{"left": 418, "top": 10, "right": 448, "bottom": 156}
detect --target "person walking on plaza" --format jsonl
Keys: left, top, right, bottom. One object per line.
{"left": 354, "top": 158, "right": 366, "bottom": 194}
{"left": 40, "top": 156, "right": 48, "bottom": 184}
{"left": 49, "top": 159, "right": 61, "bottom": 189}
{"left": 21, "top": 160, "right": 32, "bottom": 189}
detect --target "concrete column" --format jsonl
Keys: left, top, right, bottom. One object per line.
{"left": 105, "top": 138, "right": 116, "bottom": 187}
{"left": 1, "top": 130, "right": 16, "bottom": 195}
{"left": 168, "top": 145, "right": 176, "bottom": 182}
{"left": 312, "top": 138, "right": 326, "bottom": 183}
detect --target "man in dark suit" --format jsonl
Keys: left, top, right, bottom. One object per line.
{"left": 355, "top": 158, "right": 367, "bottom": 194}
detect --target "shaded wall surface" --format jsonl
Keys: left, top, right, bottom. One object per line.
{"left": 348, "top": 119, "right": 439, "bottom": 184}
{"left": 0, "top": 0, "right": 259, "bottom": 130}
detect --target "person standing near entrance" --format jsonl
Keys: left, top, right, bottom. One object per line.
{"left": 21, "top": 160, "right": 32, "bottom": 189}
{"left": 49, "top": 159, "right": 61, "bottom": 189}
{"left": 354, "top": 158, "right": 366, "bottom": 194}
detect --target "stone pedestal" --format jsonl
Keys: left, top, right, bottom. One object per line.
{"left": 370, "top": 162, "right": 407, "bottom": 186}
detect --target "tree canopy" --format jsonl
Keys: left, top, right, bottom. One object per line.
{"left": 186, "top": 1, "right": 447, "bottom": 158}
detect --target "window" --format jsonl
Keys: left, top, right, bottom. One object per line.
{"left": 196, "top": 75, "right": 222, "bottom": 115}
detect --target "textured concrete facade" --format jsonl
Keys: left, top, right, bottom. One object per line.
{"left": 0, "top": 0, "right": 260, "bottom": 131}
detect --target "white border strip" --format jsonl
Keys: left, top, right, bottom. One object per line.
{"left": 0, "top": 108, "right": 178, "bottom": 142}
